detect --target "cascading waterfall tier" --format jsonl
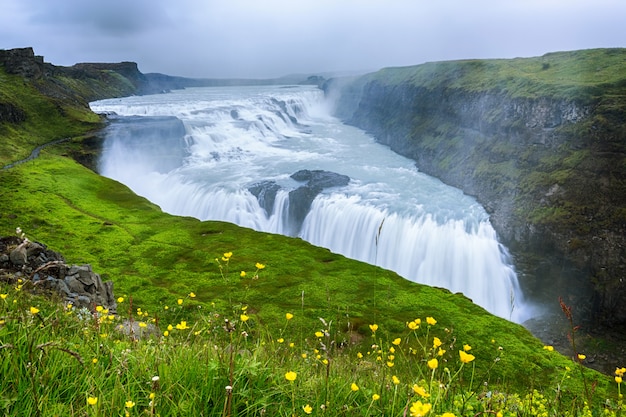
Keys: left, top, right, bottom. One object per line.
{"left": 91, "top": 85, "right": 531, "bottom": 322}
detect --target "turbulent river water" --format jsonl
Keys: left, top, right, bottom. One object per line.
{"left": 91, "top": 85, "right": 532, "bottom": 322}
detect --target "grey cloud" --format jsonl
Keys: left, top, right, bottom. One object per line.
{"left": 23, "top": 0, "right": 171, "bottom": 36}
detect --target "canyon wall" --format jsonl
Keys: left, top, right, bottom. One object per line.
{"left": 328, "top": 49, "right": 626, "bottom": 326}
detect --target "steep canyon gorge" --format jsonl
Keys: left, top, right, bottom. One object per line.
{"left": 326, "top": 49, "right": 626, "bottom": 331}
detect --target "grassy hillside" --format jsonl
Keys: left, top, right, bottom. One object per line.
{"left": 0, "top": 59, "right": 622, "bottom": 415}
{"left": 0, "top": 69, "right": 101, "bottom": 165}
{"left": 363, "top": 48, "right": 626, "bottom": 102}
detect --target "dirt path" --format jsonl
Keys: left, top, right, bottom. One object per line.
{"left": 1, "top": 137, "right": 70, "bottom": 170}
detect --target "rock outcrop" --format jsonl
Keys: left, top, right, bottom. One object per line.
{"left": 0, "top": 235, "right": 117, "bottom": 313}
{"left": 327, "top": 49, "right": 626, "bottom": 327}
{"left": 248, "top": 169, "right": 350, "bottom": 235}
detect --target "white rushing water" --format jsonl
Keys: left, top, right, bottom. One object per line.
{"left": 91, "top": 85, "right": 530, "bottom": 322}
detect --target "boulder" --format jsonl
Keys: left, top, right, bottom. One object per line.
{"left": 0, "top": 236, "right": 117, "bottom": 313}
{"left": 248, "top": 180, "right": 281, "bottom": 216}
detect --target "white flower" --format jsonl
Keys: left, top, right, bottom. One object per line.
{"left": 225, "top": 385, "right": 233, "bottom": 392}
{"left": 151, "top": 376, "right": 160, "bottom": 382}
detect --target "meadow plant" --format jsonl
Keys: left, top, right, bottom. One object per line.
{"left": 0, "top": 248, "right": 623, "bottom": 416}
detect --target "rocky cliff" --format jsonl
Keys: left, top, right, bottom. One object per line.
{"left": 328, "top": 49, "right": 626, "bottom": 327}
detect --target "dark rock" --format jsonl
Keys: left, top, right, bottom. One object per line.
{"left": 0, "top": 47, "right": 44, "bottom": 79}
{"left": 9, "top": 245, "right": 27, "bottom": 266}
{"left": 0, "top": 236, "right": 117, "bottom": 313}
{"left": 0, "top": 102, "right": 27, "bottom": 124}
{"left": 248, "top": 180, "right": 281, "bottom": 216}
{"left": 287, "top": 170, "right": 350, "bottom": 234}
{"left": 291, "top": 169, "right": 350, "bottom": 189}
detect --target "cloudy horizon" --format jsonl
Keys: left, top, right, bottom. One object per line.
{"left": 2, "top": 0, "right": 625, "bottom": 79}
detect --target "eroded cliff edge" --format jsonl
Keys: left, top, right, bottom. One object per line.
{"left": 327, "top": 49, "right": 626, "bottom": 327}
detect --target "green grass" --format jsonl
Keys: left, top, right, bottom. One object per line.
{"left": 364, "top": 48, "right": 626, "bottom": 102}
{"left": 1, "top": 268, "right": 623, "bottom": 416}
{"left": 0, "top": 70, "right": 102, "bottom": 166}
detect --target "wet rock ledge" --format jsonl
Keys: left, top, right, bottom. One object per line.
{"left": 0, "top": 235, "right": 117, "bottom": 313}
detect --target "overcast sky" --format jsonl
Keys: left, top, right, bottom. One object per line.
{"left": 2, "top": 0, "right": 625, "bottom": 78}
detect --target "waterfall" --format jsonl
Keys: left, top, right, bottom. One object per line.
{"left": 91, "top": 85, "right": 531, "bottom": 322}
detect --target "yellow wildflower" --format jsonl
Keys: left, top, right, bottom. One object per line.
{"left": 616, "top": 367, "right": 626, "bottom": 377}
{"left": 138, "top": 322, "right": 147, "bottom": 328}
{"left": 578, "top": 353, "right": 586, "bottom": 361}
{"left": 125, "top": 401, "right": 135, "bottom": 408}
{"left": 286, "top": 313, "right": 294, "bottom": 320}
{"left": 240, "top": 314, "right": 249, "bottom": 322}
{"left": 413, "top": 384, "right": 430, "bottom": 398}
{"left": 277, "top": 338, "right": 284, "bottom": 343}
{"left": 0, "top": 294, "right": 8, "bottom": 299}
{"left": 369, "top": 324, "right": 378, "bottom": 333}
{"left": 255, "top": 262, "right": 265, "bottom": 269}
{"left": 303, "top": 404, "right": 313, "bottom": 414}
{"left": 285, "top": 371, "right": 297, "bottom": 382}
{"left": 87, "top": 396, "right": 98, "bottom": 406}
{"left": 543, "top": 345, "right": 554, "bottom": 351}
{"left": 223, "top": 252, "right": 233, "bottom": 259}
{"left": 427, "top": 358, "right": 438, "bottom": 370}
{"left": 408, "top": 319, "right": 420, "bottom": 330}
{"left": 426, "top": 317, "right": 436, "bottom": 326}
{"left": 616, "top": 376, "right": 623, "bottom": 384}
{"left": 175, "top": 321, "right": 189, "bottom": 330}
{"left": 189, "top": 292, "right": 196, "bottom": 298}
{"left": 459, "top": 350, "right": 475, "bottom": 364}
{"left": 433, "top": 337, "right": 442, "bottom": 348}
{"left": 357, "top": 352, "right": 363, "bottom": 359}
{"left": 438, "top": 348, "right": 446, "bottom": 356}
{"left": 463, "top": 344, "right": 472, "bottom": 351}
{"left": 163, "top": 330, "right": 169, "bottom": 337}
{"left": 392, "top": 375, "right": 400, "bottom": 385}
{"left": 372, "top": 393, "right": 380, "bottom": 401}
{"left": 29, "top": 306, "right": 40, "bottom": 315}
{"left": 350, "top": 382, "right": 359, "bottom": 392}
{"left": 177, "top": 299, "right": 183, "bottom": 305}
{"left": 441, "top": 413, "right": 456, "bottom": 417}
{"left": 240, "top": 271, "right": 246, "bottom": 277}
{"left": 117, "top": 297, "right": 124, "bottom": 303}
{"left": 315, "top": 331, "right": 324, "bottom": 338}
{"left": 409, "top": 400, "right": 432, "bottom": 417}
{"left": 96, "top": 305, "right": 103, "bottom": 313}
{"left": 387, "top": 361, "right": 394, "bottom": 368}
{"left": 392, "top": 337, "right": 401, "bottom": 346}
{"left": 301, "top": 353, "right": 307, "bottom": 359}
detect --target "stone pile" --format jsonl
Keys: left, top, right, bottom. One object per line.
{"left": 0, "top": 235, "right": 117, "bottom": 313}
